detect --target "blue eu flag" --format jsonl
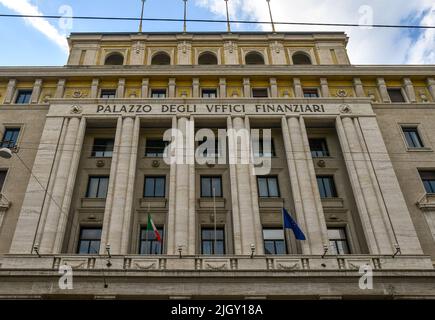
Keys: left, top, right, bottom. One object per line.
{"left": 283, "top": 208, "right": 306, "bottom": 241}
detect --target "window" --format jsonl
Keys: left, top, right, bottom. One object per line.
{"left": 198, "top": 52, "right": 218, "bottom": 65}
{"left": 151, "top": 52, "right": 171, "bottom": 65}
{"left": 100, "top": 89, "right": 116, "bottom": 99}
{"left": 1, "top": 128, "right": 20, "bottom": 148}
{"left": 91, "top": 138, "right": 114, "bottom": 157}
{"left": 200, "top": 176, "right": 222, "bottom": 198}
{"left": 317, "top": 176, "right": 338, "bottom": 198}
{"left": 402, "top": 127, "right": 424, "bottom": 148}
{"left": 77, "top": 227, "right": 102, "bottom": 254}
{"left": 201, "top": 89, "right": 217, "bottom": 98}
{"left": 328, "top": 228, "right": 350, "bottom": 255}
{"left": 388, "top": 89, "right": 406, "bottom": 103}
{"left": 198, "top": 137, "right": 220, "bottom": 158}
{"left": 263, "top": 229, "right": 286, "bottom": 254}
{"left": 15, "top": 90, "right": 32, "bottom": 104}
{"left": 0, "top": 170, "right": 7, "bottom": 192}
{"left": 86, "top": 176, "right": 109, "bottom": 198}
{"left": 245, "top": 52, "right": 265, "bottom": 65}
{"left": 303, "top": 89, "right": 319, "bottom": 98}
{"left": 292, "top": 52, "right": 312, "bottom": 65}
{"left": 252, "top": 138, "right": 276, "bottom": 157}
{"left": 104, "top": 53, "right": 124, "bottom": 65}
{"left": 420, "top": 171, "right": 435, "bottom": 193}
{"left": 257, "top": 176, "right": 280, "bottom": 198}
{"left": 144, "top": 176, "right": 166, "bottom": 197}
{"left": 145, "top": 139, "right": 167, "bottom": 157}
{"left": 139, "top": 226, "right": 164, "bottom": 254}
{"left": 201, "top": 228, "right": 225, "bottom": 255}
{"left": 309, "top": 138, "right": 330, "bottom": 157}
{"left": 150, "top": 89, "right": 166, "bottom": 98}
{"left": 252, "top": 88, "right": 269, "bottom": 98}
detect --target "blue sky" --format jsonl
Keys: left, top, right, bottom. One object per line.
{"left": 0, "top": 0, "right": 433, "bottom": 66}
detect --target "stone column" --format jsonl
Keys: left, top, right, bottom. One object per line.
{"left": 336, "top": 116, "right": 422, "bottom": 254}
{"left": 219, "top": 78, "right": 227, "bottom": 98}
{"left": 427, "top": 78, "right": 435, "bottom": 101}
{"left": 9, "top": 117, "right": 66, "bottom": 253}
{"left": 227, "top": 116, "right": 264, "bottom": 255}
{"left": 55, "top": 79, "right": 66, "bottom": 99}
{"left": 3, "top": 79, "right": 16, "bottom": 104}
{"left": 90, "top": 78, "right": 100, "bottom": 99}
{"left": 320, "top": 78, "right": 330, "bottom": 97}
{"left": 141, "top": 78, "right": 149, "bottom": 98}
{"left": 281, "top": 117, "right": 328, "bottom": 254}
{"left": 270, "top": 78, "right": 278, "bottom": 98}
{"left": 167, "top": 117, "right": 196, "bottom": 255}
{"left": 168, "top": 78, "right": 176, "bottom": 98}
{"left": 293, "top": 78, "right": 303, "bottom": 97}
{"left": 30, "top": 79, "right": 43, "bottom": 104}
{"left": 243, "top": 78, "right": 251, "bottom": 98}
{"left": 117, "top": 78, "right": 126, "bottom": 98}
{"left": 376, "top": 78, "right": 390, "bottom": 103}
{"left": 101, "top": 117, "right": 140, "bottom": 254}
{"left": 38, "top": 117, "right": 86, "bottom": 253}
{"left": 353, "top": 78, "right": 365, "bottom": 97}
{"left": 192, "top": 78, "right": 200, "bottom": 98}
{"left": 403, "top": 78, "right": 416, "bottom": 103}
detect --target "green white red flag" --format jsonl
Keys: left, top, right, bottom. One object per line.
{"left": 147, "top": 214, "right": 162, "bottom": 242}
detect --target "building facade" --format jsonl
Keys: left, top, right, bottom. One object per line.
{"left": 0, "top": 32, "right": 434, "bottom": 299}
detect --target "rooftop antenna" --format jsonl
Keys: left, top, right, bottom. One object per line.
{"left": 183, "top": 0, "right": 188, "bottom": 33}
{"left": 224, "top": 0, "right": 231, "bottom": 33}
{"left": 139, "top": 0, "right": 146, "bottom": 33}
{"left": 266, "top": 0, "right": 276, "bottom": 33}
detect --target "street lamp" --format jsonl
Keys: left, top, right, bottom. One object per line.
{"left": 0, "top": 147, "right": 13, "bottom": 159}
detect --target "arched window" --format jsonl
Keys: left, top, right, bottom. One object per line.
{"left": 151, "top": 52, "right": 171, "bottom": 65}
{"left": 292, "top": 52, "right": 312, "bottom": 65}
{"left": 245, "top": 51, "right": 265, "bottom": 65}
{"left": 104, "top": 53, "right": 124, "bottom": 65}
{"left": 198, "top": 52, "right": 218, "bottom": 65}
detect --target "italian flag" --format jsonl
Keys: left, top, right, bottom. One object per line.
{"left": 147, "top": 214, "right": 162, "bottom": 242}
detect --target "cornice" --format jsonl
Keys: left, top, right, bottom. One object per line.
{"left": 0, "top": 65, "right": 434, "bottom": 79}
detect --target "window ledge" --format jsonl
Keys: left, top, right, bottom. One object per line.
{"left": 198, "top": 198, "right": 226, "bottom": 209}
{"left": 416, "top": 193, "right": 435, "bottom": 211}
{"left": 81, "top": 198, "right": 106, "bottom": 208}
{"left": 406, "top": 147, "right": 432, "bottom": 152}
{"left": 140, "top": 198, "right": 167, "bottom": 208}
{"left": 258, "top": 197, "right": 284, "bottom": 208}
{"left": 321, "top": 197, "right": 344, "bottom": 208}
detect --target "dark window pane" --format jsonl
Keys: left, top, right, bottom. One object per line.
{"left": 77, "top": 228, "right": 102, "bottom": 254}
{"left": 275, "top": 241, "right": 286, "bottom": 254}
{"left": 0, "top": 170, "right": 6, "bottom": 192}
{"left": 309, "top": 138, "right": 329, "bottom": 157}
{"left": 420, "top": 171, "right": 435, "bottom": 193}
{"left": 201, "top": 176, "right": 222, "bottom": 198}
{"left": 257, "top": 178, "right": 268, "bottom": 197}
{"left": 202, "top": 89, "right": 217, "bottom": 98}
{"left": 201, "top": 228, "right": 225, "bottom": 254}
{"left": 100, "top": 89, "right": 116, "bottom": 99}
{"left": 15, "top": 90, "right": 32, "bottom": 104}
{"left": 264, "top": 241, "right": 275, "bottom": 254}
{"left": 145, "top": 139, "right": 167, "bottom": 157}
{"left": 267, "top": 178, "right": 279, "bottom": 197}
{"left": 257, "top": 176, "right": 279, "bottom": 198}
{"left": 86, "top": 176, "right": 109, "bottom": 198}
{"left": 252, "top": 88, "right": 268, "bottom": 98}
{"left": 92, "top": 138, "right": 114, "bottom": 157}
{"left": 151, "top": 89, "right": 166, "bottom": 98}
{"left": 317, "top": 176, "right": 337, "bottom": 198}
{"left": 327, "top": 228, "right": 350, "bottom": 255}
{"left": 303, "top": 89, "right": 319, "bottom": 98}
{"left": 402, "top": 128, "right": 423, "bottom": 148}
{"left": 388, "top": 89, "right": 406, "bottom": 102}
{"left": 1, "top": 128, "right": 20, "bottom": 148}
{"left": 139, "top": 227, "right": 163, "bottom": 254}
{"left": 144, "top": 176, "right": 166, "bottom": 197}
{"left": 263, "top": 229, "right": 286, "bottom": 255}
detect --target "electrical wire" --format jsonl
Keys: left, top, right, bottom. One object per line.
{"left": 0, "top": 13, "right": 434, "bottom": 30}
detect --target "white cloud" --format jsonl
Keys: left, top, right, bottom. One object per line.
{"left": 195, "top": 0, "right": 435, "bottom": 64}
{"left": 0, "top": 0, "right": 69, "bottom": 53}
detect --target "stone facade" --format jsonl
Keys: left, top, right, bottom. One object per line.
{"left": 0, "top": 32, "right": 434, "bottom": 299}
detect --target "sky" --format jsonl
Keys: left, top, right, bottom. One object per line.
{"left": 0, "top": 0, "right": 433, "bottom": 66}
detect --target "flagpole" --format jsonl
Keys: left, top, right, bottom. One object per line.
{"left": 224, "top": 0, "right": 231, "bottom": 33}
{"left": 139, "top": 0, "right": 146, "bottom": 33}
{"left": 146, "top": 203, "right": 150, "bottom": 255}
{"left": 281, "top": 203, "right": 287, "bottom": 254}
{"left": 183, "top": 0, "right": 188, "bottom": 33}
{"left": 266, "top": 0, "right": 276, "bottom": 33}
{"left": 213, "top": 186, "right": 217, "bottom": 255}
